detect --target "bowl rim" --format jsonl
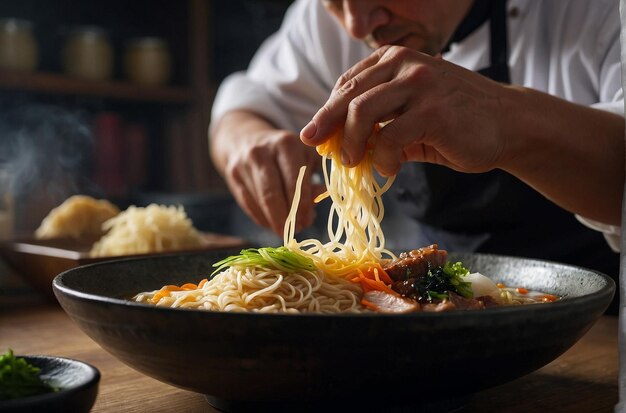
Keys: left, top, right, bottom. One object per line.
{"left": 0, "top": 354, "right": 100, "bottom": 407}
{"left": 52, "top": 251, "right": 616, "bottom": 320}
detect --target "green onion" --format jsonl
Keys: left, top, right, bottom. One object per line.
{"left": 443, "top": 261, "right": 473, "bottom": 298}
{"left": 212, "top": 247, "right": 316, "bottom": 275}
{"left": 0, "top": 349, "right": 57, "bottom": 400}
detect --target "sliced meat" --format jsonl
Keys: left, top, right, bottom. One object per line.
{"left": 383, "top": 244, "right": 448, "bottom": 281}
{"left": 421, "top": 293, "right": 496, "bottom": 312}
{"left": 362, "top": 290, "right": 420, "bottom": 313}
{"left": 422, "top": 300, "right": 456, "bottom": 312}
{"left": 447, "top": 291, "right": 485, "bottom": 310}
{"left": 391, "top": 277, "right": 419, "bottom": 299}
{"left": 475, "top": 295, "right": 501, "bottom": 308}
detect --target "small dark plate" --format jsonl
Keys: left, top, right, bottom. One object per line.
{"left": 0, "top": 355, "right": 100, "bottom": 413}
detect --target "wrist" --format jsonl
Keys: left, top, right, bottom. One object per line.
{"left": 493, "top": 84, "right": 539, "bottom": 173}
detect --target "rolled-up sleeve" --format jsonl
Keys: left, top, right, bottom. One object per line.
{"left": 590, "top": 0, "right": 624, "bottom": 116}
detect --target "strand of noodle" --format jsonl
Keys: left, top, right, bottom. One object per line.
{"left": 283, "top": 167, "right": 305, "bottom": 246}
{"left": 244, "top": 273, "right": 284, "bottom": 304}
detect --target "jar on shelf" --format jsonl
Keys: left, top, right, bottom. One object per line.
{"left": 0, "top": 18, "right": 38, "bottom": 72}
{"left": 62, "top": 26, "right": 113, "bottom": 81}
{"left": 123, "top": 37, "right": 171, "bottom": 86}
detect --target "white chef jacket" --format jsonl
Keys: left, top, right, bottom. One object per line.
{"left": 212, "top": 0, "right": 623, "bottom": 129}
{"left": 211, "top": 0, "right": 624, "bottom": 249}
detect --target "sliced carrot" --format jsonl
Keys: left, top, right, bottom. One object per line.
{"left": 360, "top": 299, "right": 379, "bottom": 311}
{"left": 198, "top": 278, "right": 209, "bottom": 288}
{"left": 180, "top": 283, "right": 198, "bottom": 290}
{"left": 360, "top": 276, "right": 395, "bottom": 295}
{"left": 151, "top": 290, "right": 171, "bottom": 303}
{"left": 163, "top": 285, "right": 185, "bottom": 291}
{"left": 517, "top": 287, "right": 529, "bottom": 294}
{"left": 348, "top": 264, "right": 396, "bottom": 296}
{"left": 540, "top": 294, "right": 559, "bottom": 302}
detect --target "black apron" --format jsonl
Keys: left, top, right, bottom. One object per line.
{"left": 391, "top": 0, "right": 619, "bottom": 296}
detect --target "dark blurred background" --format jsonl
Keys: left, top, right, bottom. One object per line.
{"left": 0, "top": 0, "right": 293, "bottom": 245}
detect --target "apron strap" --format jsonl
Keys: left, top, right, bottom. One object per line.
{"left": 477, "top": 0, "right": 510, "bottom": 83}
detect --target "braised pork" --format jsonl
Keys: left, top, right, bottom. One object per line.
{"left": 383, "top": 244, "right": 448, "bottom": 281}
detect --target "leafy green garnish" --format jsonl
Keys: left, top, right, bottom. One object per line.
{"left": 212, "top": 247, "right": 316, "bottom": 275}
{"left": 0, "top": 349, "right": 57, "bottom": 400}
{"left": 414, "top": 261, "right": 473, "bottom": 302}
{"left": 442, "top": 261, "right": 474, "bottom": 299}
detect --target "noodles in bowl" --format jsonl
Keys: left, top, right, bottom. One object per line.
{"left": 134, "top": 247, "right": 363, "bottom": 313}
{"left": 134, "top": 129, "right": 558, "bottom": 313}
{"left": 52, "top": 250, "right": 615, "bottom": 405}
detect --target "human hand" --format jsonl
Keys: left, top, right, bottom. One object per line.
{"left": 221, "top": 128, "right": 324, "bottom": 236}
{"left": 300, "top": 46, "right": 511, "bottom": 176}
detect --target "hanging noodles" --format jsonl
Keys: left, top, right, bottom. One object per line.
{"left": 284, "top": 127, "right": 396, "bottom": 278}
{"left": 134, "top": 127, "right": 397, "bottom": 313}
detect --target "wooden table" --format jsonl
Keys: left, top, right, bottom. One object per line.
{"left": 0, "top": 296, "right": 619, "bottom": 412}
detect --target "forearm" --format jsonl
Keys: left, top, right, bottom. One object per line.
{"left": 499, "top": 86, "right": 624, "bottom": 226}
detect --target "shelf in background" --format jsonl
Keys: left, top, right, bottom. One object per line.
{"left": 0, "top": 70, "right": 195, "bottom": 104}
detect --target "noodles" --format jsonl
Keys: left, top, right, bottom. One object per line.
{"left": 90, "top": 204, "right": 203, "bottom": 257}
{"left": 135, "top": 266, "right": 363, "bottom": 313}
{"left": 285, "top": 128, "right": 397, "bottom": 278}
{"left": 135, "top": 128, "right": 394, "bottom": 313}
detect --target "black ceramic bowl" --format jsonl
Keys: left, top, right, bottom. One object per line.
{"left": 0, "top": 355, "right": 100, "bottom": 413}
{"left": 52, "top": 251, "right": 614, "bottom": 410}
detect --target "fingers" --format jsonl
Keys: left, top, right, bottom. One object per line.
{"left": 331, "top": 46, "right": 390, "bottom": 93}
{"left": 341, "top": 80, "right": 408, "bottom": 166}
{"left": 301, "top": 47, "right": 440, "bottom": 170}
{"left": 228, "top": 156, "right": 287, "bottom": 234}
{"left": 226, "top": 165, "right": 271, "bottom": 230}
{"left": 277, "top": 146, "right": 318, "bottom": 232}
{"left": 300, "top": 47, "right": 394, "bottom": 147}
{"left": 225, "top": 135, "right": 321, "bottom": 236}
{"left": 253, "top": 160, "right": 290, "bottom": 235}
{"left": 372, "top": 115, "right": 426, "bottom": 176}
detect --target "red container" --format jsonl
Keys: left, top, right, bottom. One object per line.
{"left": 93, "top": 112, "right": 126, "bottom": 196}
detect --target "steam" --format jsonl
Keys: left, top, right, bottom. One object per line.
{"left": 0, "top": 104, "right": 96, "bottom": 231}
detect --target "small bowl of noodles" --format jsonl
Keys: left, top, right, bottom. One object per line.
{"left": 1, "top": 195, "right": 247, "bottom": 299}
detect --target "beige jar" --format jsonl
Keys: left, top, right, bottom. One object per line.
{"left": 0, "top": 18, "right": 38, "bottom": 72}
{"left": 124, "top": 37, "right": 171, "bottom": 86}
{"left": 62, "top": 26, "right": 113, "bottom": 81}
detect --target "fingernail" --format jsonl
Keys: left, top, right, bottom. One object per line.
{"left": 300, "top": 121, "right": 317, "bottom": 140}
{"left": 340, "top": 149, "right": 351, "bottom": 165}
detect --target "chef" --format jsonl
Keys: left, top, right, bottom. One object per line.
{"left": 209, "top": 0, "right": 623, "bottom": 289}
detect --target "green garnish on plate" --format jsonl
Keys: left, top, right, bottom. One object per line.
{"left": 212, "top": 247, "right": 316, "bottom": 275}
{"left": 0, "top": 349, "right": 57, "bottom": 400}
{"left": 417, "top": 261, "right": 474, "bottom": 302}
